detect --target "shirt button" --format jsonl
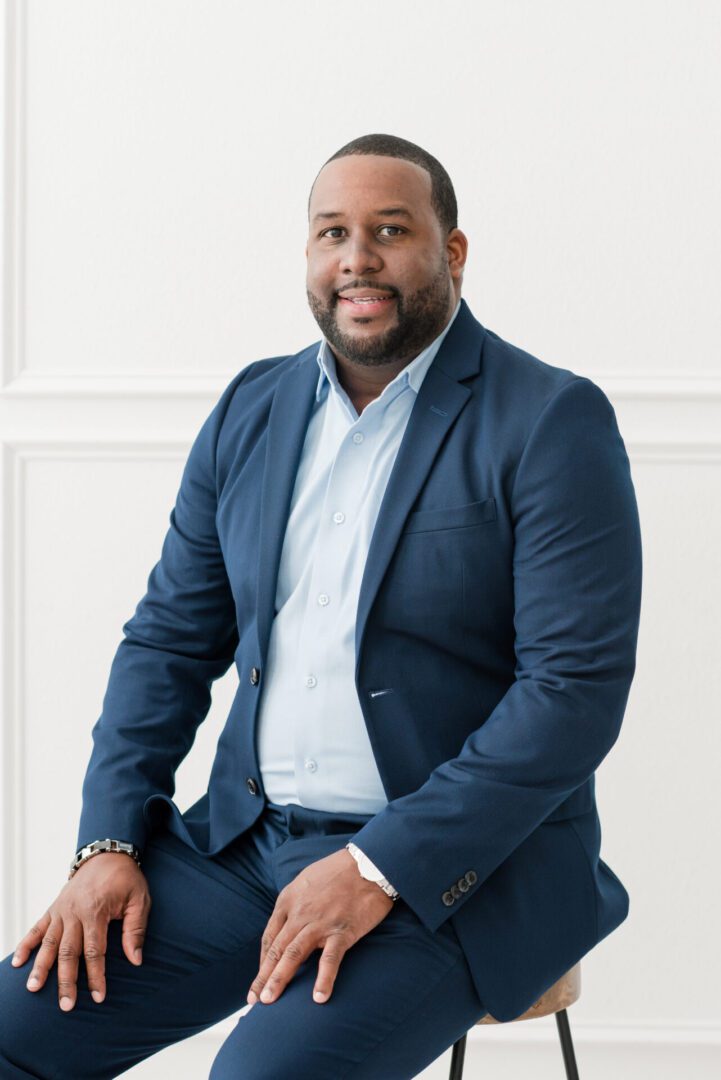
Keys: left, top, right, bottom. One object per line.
{"left": 246, "top": 777, "right": 259, "bottom": 795}
{"left": 305, "top": 675, "right": 317, "bottom": 688}
{"left": 304, "top": 758, "right": 318, "bottom": 773}
{"left": 249, "top": 667, "right": 260, "bottom": 686}
{"left": 352, "top": 432, "right": 364, "bottom": 444}
{"left": 333, "top": 511, "right": 345, "bottom": 524}
{"left": 317, "top": 593, "right": 330, "bottom": 606}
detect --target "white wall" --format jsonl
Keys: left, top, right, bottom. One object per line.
{"left": 1, "top": 1, "right": 719, "bottom": 1076}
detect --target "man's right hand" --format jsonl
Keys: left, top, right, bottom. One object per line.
{"left": 10, "top": 853, "right": 151, "bottom": 1012}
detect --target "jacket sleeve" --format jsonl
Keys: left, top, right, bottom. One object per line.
{"left": 74, "top": 368, "right": 250, "bottom": 856}
{"left": 350, "top": 376, "right": 643, "bottom": 932}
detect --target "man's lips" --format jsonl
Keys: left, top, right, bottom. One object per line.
{"left": 337, "top": 295, "right": 396, "bottom": 316}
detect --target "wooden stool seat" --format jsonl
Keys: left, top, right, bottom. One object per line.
{"left": 476, "top": 962, "right": 581, "bottom": 1024}
{"left": 447, "top": 964, "right": 582, "bottom": 1079}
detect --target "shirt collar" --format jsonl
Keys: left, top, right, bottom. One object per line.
{"left": 314, "top": 298, "right": 462, "bottom": 404}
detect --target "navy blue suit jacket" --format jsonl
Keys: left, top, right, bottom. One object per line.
{"left": 77, "top": 298, "right": 642, "bottom": 1021}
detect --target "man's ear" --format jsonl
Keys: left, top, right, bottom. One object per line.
{"left": 447, "top": 228, "right": 468, "bottom": 283}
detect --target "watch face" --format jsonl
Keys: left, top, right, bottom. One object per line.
{"left": 358, "top": 855, "right": 385, "bottom": 884}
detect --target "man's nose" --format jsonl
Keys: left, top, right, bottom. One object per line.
{"left": 339, "top": 237, "right": 383, "bottom": 276}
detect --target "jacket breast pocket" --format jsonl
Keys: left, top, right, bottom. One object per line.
{"left": 402, "top": 496, "right": 497, "bottom": 536}
{"left": 382, "top": 497, "right": 497, "bottom": 641}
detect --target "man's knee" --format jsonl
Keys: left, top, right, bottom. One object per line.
{"left": 0, "top": 961, "right": 51, "bottom": 1078}
{"left": 209, "top": 1033, "right": 286, "bottom": 1080}
{"left": 0, "top": 954, "right": 92, "bottom": 1080}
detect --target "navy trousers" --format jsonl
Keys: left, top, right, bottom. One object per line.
{"left": 0, "top": 801, "right": 487, "bottom": 1078}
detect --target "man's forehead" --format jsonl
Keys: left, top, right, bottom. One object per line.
{"left": 312, "top": 206, "right": 415, "bottom": 225}
{"left": 309, "top": 155, "right": 433, "bottom": 213}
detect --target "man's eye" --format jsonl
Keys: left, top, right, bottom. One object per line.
{"left": 320, "top": 226, "right": 405, "bottom": 239}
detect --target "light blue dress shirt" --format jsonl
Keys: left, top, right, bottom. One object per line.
{"left": 256, "top": 299, "right": 462, "bottom": 814}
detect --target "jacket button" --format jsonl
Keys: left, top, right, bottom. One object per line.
{"left": 442, "top": 891, "right": 455, "bottom": 906}
{"left": 250, "top": 667, "right": 260, "bottom": 686}
{"left": 458, "top": 877, "right": 470, "bottom": 892}
{"left": 246, "top": 777, "right": 259, "bottom": 795}
{"left": 451, "top": 883, "right": 462, "bottom": 899}
{"left": 464, "top": 870, "right": 477, "bottom": 886}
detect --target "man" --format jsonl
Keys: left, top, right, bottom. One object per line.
{"left": 0, "top": 133, "right": 642, "bottom": 1078}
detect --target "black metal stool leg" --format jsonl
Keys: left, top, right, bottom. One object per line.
{"left": 448, "top": 1033, "right": 467, "bottom": 1080}
{"left": 555, "top": 1008, "right": 580, "bottom": 1080}
{"left": 447, "top": 1010, "right": 578, "bottom": 1079}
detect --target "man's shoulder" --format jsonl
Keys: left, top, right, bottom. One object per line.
{"left": 482, "top": 324, "right": 580, "bottom": 394}
{"left": 213, "top": 341, "right": 319, "bottom": 416}
{"left": 478, "top": 321, "right": 611, "bottom": 423}
{"left": 240, "top": 344, "right": 318, "bottom": 384}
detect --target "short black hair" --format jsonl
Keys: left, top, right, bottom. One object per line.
{"left": 308, "top": 133, "right": 458, "bottom": 235}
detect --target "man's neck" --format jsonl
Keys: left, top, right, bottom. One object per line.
{"left": 333, "top": 355, "right": 414, "bottom": 414}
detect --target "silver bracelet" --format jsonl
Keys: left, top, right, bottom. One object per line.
{"left": 69, "top": 839, "right": 141, "bottom": 880}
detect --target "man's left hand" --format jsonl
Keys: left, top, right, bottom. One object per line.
{"left": 246, "top": 847, "right": 395, "bottom": 1006}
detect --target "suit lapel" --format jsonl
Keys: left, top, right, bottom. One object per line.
{"left": 255, "top": 299, "right": 487, "bottom": 669}
{"left": 354, "top": 301, "right": 485, "bottom": 662}
{"left": 256, "top": 345, "right": 319, "bottom": 662}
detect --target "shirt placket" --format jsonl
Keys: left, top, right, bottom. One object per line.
{"left": 293, "top": 380, "right": 407, "bottom": 803}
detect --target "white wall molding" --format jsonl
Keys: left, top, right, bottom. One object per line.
{"left": 1, "top": 371, "right": 242, "bottom": 398}
{"left": 0, "top": 441, "right": 186, "bottom": 946}
{"left": 2, "top": 374, "right": 721, "bottom": 459}
{"left": 465, "top": 1017, "right": 721, "bottom": 1048}
{"left": 626, "top": 443, "right": 721, "bottom": 463}
{"left": 193, "top": 1009, "right": 721, "bottom": 1047}
{"left": 2, "top": 433, "right": 721, "bottom": 463}
{"left": 2, "top": 439, "right": 189, "bottom": 458}
{"left": 589, "top": 372, "right": 721, "bottom": 401}
{"left": 3, "top": 368, "right": 721, "bottom": 401}
{"left": 0, "top": 440, "right": 24, "bottom": 946}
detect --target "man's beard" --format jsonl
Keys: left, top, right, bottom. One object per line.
{"left": 306, "top": 259, "right": 454, "bottom": 367}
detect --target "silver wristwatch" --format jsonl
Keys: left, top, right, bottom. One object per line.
{"left": 346, "top": 842, "right": 399, "bottom": 901}
{"left": 69, "top": 839, "right": 141, "bottom": 880}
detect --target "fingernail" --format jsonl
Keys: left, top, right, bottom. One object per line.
{"left": 246, "top": 990, "right": 257, "bottom": 1004}
{"left": 260, "top": 987, "right": 273, "bottom": 1002}
{"left": 91, "top": 990, "right": 104, "bottom": 1003}
{"left": 27, "top": 975, "right": 39, "bottom": 988}
{"left": 11, "top": 954, "right": 21, "bottom": 966}
{"left": 60, "top": 996, "right": 73, "bottom": 1011}
{"left": 314, "top": 990, "right": 328, "bottom": 1003}
{"left": 133, "top": 949, "right": 142, "bottom": 963}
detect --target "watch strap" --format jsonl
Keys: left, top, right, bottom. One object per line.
{"left": 69, "top": 839, "right": 141, "bottom": 880}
